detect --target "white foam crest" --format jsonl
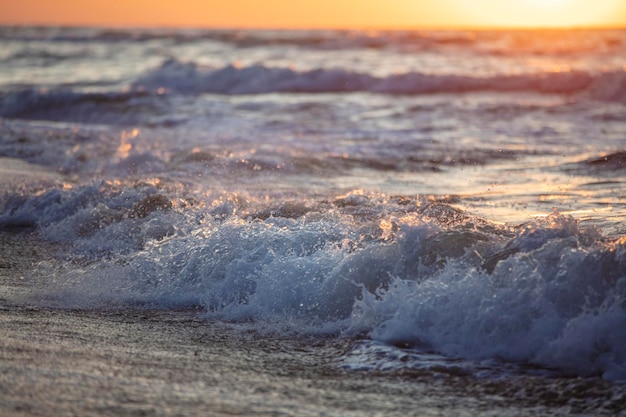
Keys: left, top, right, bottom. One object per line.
{"left": 27, "top": 196, "right": 436, "bottom": 324}
{"left": 130, "top": 60, "right": 617, "bottom": 98}
{"left": 0, "top": 184, "right": 178, "bottom": 255}
{"left": 348, "top": 213, "right": 626, "bottom": 380}
{"left": 39, "top": 214, "right": 367, "bottom": 328}
{"left": 132, "top": 60, "right": 371, "bottom": 94}
{"left": 13, "top": 188, "right": 626, "bottom": 379}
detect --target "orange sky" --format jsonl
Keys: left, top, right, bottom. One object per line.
{"left": 1, "top": 0, "right": 625, "bottom": 29}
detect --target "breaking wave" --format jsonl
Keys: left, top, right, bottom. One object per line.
{"left": 2, "top": 64, "right": 623, "bottom": 124}
{"left": 0, "top": 89, "right": 165, "bottom": 125}
{"left": 3, "top": 184, "right": 625, "bottom": 380}
{"left": 132, "top": 60, "right": 604, "bottom": 96}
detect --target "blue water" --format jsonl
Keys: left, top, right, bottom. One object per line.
{"left": 1, "top": 26, "right": 626, "bottom": 382}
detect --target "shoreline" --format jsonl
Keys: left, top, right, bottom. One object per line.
{"left": 0, "top": 157, "right": 64, "bottom": 190}
{"left": 2, "top": 304, "right": 625, "bottom": 416}
{"left": 0, "top": 231, "right": 623, "bottom": 416}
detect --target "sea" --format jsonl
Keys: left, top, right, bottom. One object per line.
{"left": 1, "top": 26, "right": 626, "bottom": 415}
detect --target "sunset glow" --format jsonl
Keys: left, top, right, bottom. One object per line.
{"left": 0, "top": 0, "right": 625, "bottom": 29}
{"left": 456, "top": 0, "right": 626, "bottom": 28}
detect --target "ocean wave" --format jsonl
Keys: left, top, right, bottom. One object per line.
{"left": 1, "top": 49, "right": 90, "bottom": 64}
{"left": 581, "top": 151, "right": 626, "bottom": 171}
{"left": 2, "top": 27, "right": 623, "bottom": 57}
{"left": 588, "top": 71, "right": 626, "bottom": 102}
{"left": 4, "top": 183, "right": 625, "bottom": 380}
{"left": 0, "top": 121, "right": 172, "bottom": 182}
{"left": 0, "top": 26, "right": 208, "bottom": 43}
{"left": 199, "top": 29, "right": 481, "bottom": 51}
{"left": 0, "top": 89, "right": 167, "bottom": 125}
{"left": 349, "top": 210, "right": 626, "bottom": 380}
{"left": 132, "top": 60, "right": 625, "bottom": 101}
{"left": 0, "top": 26, "right": 371, "bottom": 47}
{"left": 561, "top": 151, "right": 626, "bottom": 177}
{"left": 1, "top": 65, "right": 622, "bottom": 125}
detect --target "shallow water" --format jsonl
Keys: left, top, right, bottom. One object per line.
{"left": 1, "top": 26, "right": 626, "bottom": 406}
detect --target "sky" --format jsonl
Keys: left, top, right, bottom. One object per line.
{"left": 1, "top": 0, "right": 625, "bottom": 29}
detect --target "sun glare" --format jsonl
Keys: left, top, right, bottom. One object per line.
{"left": 0, "top": 0, "right": 624, "bottom": 29}
{"left": 458, "top": 0, "right": 625, "bottom": 28}
{"left": 524, "top": 0, "right": 571, "bottom": 7}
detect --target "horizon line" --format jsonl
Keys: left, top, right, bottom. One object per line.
{"left": 2, "top": 21, "right": 626, "bottom": 32}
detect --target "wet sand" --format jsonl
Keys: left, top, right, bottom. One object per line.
{"left": 0, "top": 157, "right": 63, "bottom": 191}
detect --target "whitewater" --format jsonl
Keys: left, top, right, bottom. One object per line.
{"left": 1, "top": 26, "right": 626, "bottom": 415}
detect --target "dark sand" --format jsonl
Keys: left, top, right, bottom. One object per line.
{"left": 1, "top": 229, "right": 625, "bottom": 416}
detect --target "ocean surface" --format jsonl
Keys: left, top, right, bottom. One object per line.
{"left": 1, "top": 26, "right": 626, "bottom": 413}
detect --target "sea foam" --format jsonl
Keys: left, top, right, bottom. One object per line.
{"left": 5, "top": 184, "right": 624, "bottom": 379}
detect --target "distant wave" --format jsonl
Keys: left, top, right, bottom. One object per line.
{"left": 1, "top": 63, "right": 624, "bottom": 124}
{"left": 562, "top": 151, "right": 626, "bottom": 176}
{"left": 0, "top": 89, "right": 161, "bottom": 125}
{"left": 0, "top": 26, "right": 473, "bottom": 48}
{"left": 2, "top": 27, "right": 623, "bottom": 57}
{"left": 1, "top": 49, "right": 89, "bottom": 64}
{"left": 132, "top": 59, "right": 625, "bottom": 100}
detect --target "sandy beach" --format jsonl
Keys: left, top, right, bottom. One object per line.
{"left": 0, "top": 157, "right": 63, "bottom": 193}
